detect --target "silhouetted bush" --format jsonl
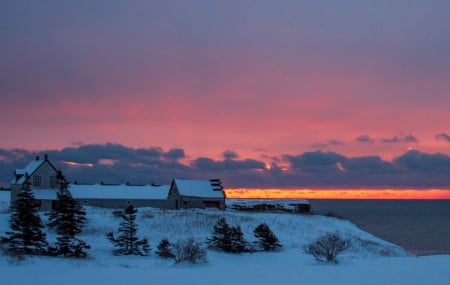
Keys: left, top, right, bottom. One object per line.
{"left": 173, "top": 238, "right": 207, "bottom": 264}
{"left": 305, "top": 232, "right": 350, "bottom": 263}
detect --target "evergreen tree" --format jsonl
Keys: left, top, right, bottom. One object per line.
{"left": 107, "top": 204, "right": 150, "bottom": 256}
{"left": 156, "top": 238, "right": 175, "bottom": 259}
{"left": 208, "top": 218, "right": 248, "bottom": 253}
{"left": 207, "top": 217, "right": 232, "bottom": 252}
{"left": 47, "top": 172, "right": 90, "bottom": 258}
{"left": 230, "top": 225, "right": 247, "bottom": 253}
{"left": 1, "top": 175, "right": 48, "bottom": 255}
{"left": 253, "top": 223, "right": 281, "bottom": 251}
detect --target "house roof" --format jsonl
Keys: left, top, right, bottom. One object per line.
{"left": 15, "top": 159, "right": 45, "bottom": 176}
{"left": 172, "top": 178, "right": 225, "bottom": 198}
{"left": 69, "top": 184, "right": 170, "bottom": 200}
{"left": 12, "top": 155, "right": 60, "bottom": 185}
{"left": 12, "top": 159, "right": 46, "bottom": 184}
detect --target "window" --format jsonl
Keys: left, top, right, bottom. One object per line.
{"left": 33, "top": 176, "right": 41, "bottom": 187}
{"left": 50, "top": 176, "right": 57, "bottom": 188}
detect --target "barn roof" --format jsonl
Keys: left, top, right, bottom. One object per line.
{"left": 172, "top": 178, "right": 225, "bottom": 198}
{"left": 69, "top": 184, "right": 170, "bottom": 200}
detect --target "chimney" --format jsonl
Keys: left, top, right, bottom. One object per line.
{"left": 35, "top": 156, "right": 40, "bottom": 161}
{"left": 44, "top": 154, "right": 48, "bottom": 160}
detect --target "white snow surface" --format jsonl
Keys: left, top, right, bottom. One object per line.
{"left": 0, "top": 191, "right": 449, "bottom": 285}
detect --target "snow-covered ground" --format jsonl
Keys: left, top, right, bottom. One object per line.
{"left": 0, "top": 191, "right": 449, "bottom": 285}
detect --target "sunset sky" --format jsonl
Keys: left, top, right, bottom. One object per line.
{"left": 1, "top": 1, "right": 449, "bottom": 195}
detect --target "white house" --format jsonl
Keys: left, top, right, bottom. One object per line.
{"left": 10, "top": 154, "right": 64, "bottom": 211}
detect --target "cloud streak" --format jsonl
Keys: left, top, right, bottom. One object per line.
{"left": 380, "top": 133, "right": 419, "bottom": 144}
{"left": 436, "top": 133, "right": 450, "bottom": 142}
{"left": 356, "top": 135, "right": 376, "bottom": 144}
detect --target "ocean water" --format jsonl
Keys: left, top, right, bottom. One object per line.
{"left": 309, "top": 199, "right": 450, "bottom": 255}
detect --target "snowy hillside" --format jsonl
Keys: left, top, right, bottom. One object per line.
{"left": 0, "top": 191, "right": 449, "bottom": 285}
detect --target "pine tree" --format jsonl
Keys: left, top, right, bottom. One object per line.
{"left": 208, "top": 218, "right": 248, "bottom": 253}
{"left": 253, "top": 223, "right": 281, "bottom": 251}
{"left": 47, "top": 172, "right": 90, "bottom": 258}
{"left": 156, "top": 238, "right": 175, "bottom": 259}
{"left": 107, "top": 204, "right": 150, "bottom": 256}
{"left": 230, "top": 225, "right": 247, "bottom": 253}
{"left": 1, "top": 175, "right": 48, "bottom": 255}
{"left": 207, "top": 217, "right": 232, "bottom": 252}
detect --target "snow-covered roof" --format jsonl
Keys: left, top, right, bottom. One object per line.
{"left": 15, "top": 159, "right": 45, "bottom": 176}
{"left": 173, "top": 178, "right": 225, "bottom": 198}
{"left": 12, "top": 158, "right": 46, "bottom": 184}
{"left": 69, "top": 184, "right": 170, "bottom": 200}
{"left": 13, "top": 176, "right": 26, "bottom": 185}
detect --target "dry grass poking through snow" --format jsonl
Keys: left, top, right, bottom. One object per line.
{"left": 78, "top": 206, "right": 409, "bottom": 259}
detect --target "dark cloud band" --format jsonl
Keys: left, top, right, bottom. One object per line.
{"left": 0, "top": 144, "right": 449, "bottom": 189}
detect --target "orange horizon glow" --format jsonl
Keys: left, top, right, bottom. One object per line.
{"left": 225, "top": 188, "right": 450, "bottom": 200}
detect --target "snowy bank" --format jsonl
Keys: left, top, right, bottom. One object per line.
{"left": 0, "top": 191, "right": 449, "bottom": 285}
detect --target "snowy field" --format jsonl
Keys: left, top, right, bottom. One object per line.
{"left": 0, "top": 191, "right": 449, "bottom": 285}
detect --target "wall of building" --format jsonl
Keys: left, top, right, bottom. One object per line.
{"left": 178, "top": 196, "right": 225, "bottom": 210}
{"left": 31, "top": 162, "right": 57, "bottom": 189}
{"left": 75, "top": 198, "right": 172, "bottom": 209}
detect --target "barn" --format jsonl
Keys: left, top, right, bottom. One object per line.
{"left": 168, "top": 178, "right": 226, "bottom": 210}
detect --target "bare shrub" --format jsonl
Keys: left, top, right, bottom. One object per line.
{"left": 173, "top": 238, "right": 207, "bottom": 264}
{"left": 305, "top": 232, "right": 350, "bottom": 263}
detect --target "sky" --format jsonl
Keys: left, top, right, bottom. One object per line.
{"left": 1, "top": 1, "right": 449, "bottom": 191}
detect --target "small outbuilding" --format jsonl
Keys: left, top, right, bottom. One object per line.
{"left": 168, "top": 178, "right": 226, "bottom": 210}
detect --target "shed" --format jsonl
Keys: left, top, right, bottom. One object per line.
{"left": 168, "top": 178, "right": 226, "bottom": 210}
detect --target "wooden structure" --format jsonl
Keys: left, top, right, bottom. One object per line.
{"left": 168, "top": 178, "right": 226, "bottom": 210}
